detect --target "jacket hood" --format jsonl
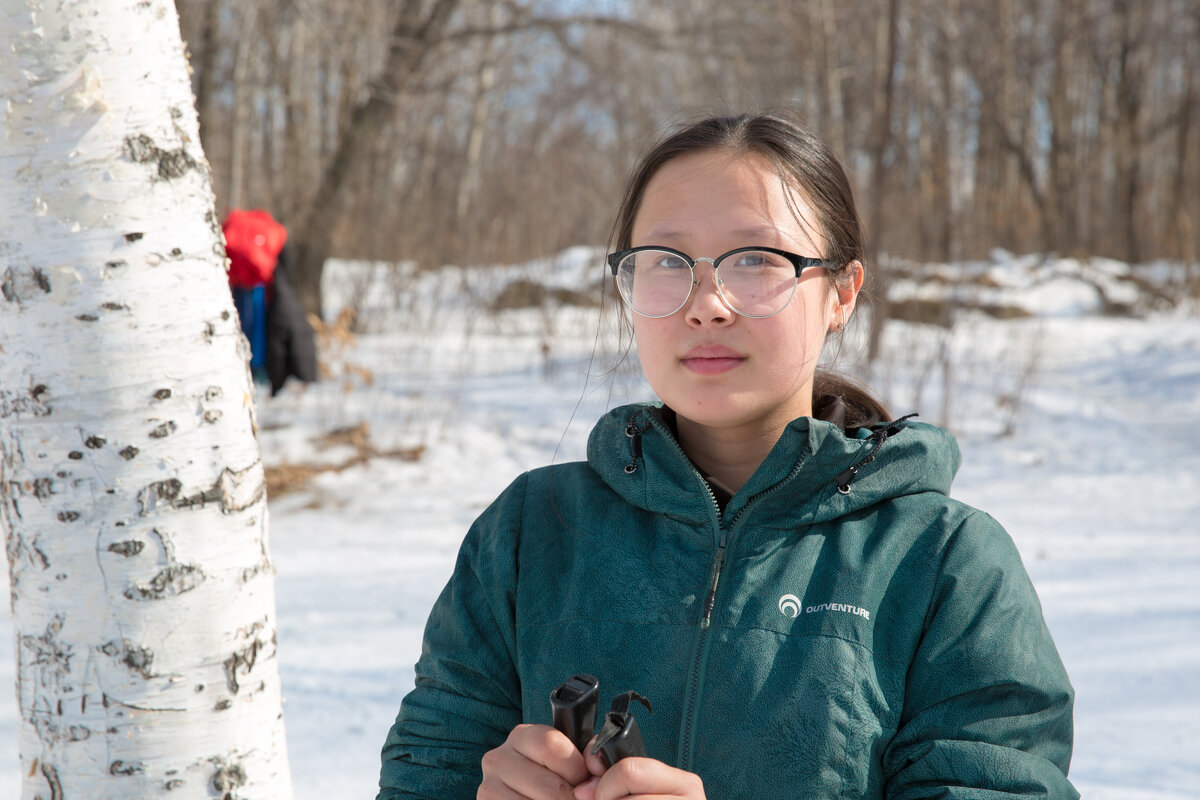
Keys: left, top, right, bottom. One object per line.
{"left": 586, "top": 402, "right": 961, "bottom": 528}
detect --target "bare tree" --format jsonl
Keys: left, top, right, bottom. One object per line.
{"left": 170, "top": 0, "right": 1198, "bottom": 324}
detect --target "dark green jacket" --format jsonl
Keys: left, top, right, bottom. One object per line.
{"left": 379, "top": 403, "right": 1077, "bottom": 799}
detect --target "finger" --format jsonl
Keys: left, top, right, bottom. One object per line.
{"left": 591, "top": 757, "right": 706, "bottom": 800}
{"left": 477, "top": 762, "right": 531, "bottom": 800}
{"left": 581, "top": 735, "right": 607, "bottom": 778}
{"left": 481, "top": 742, "right": 578, "bottom": 800}
{"left": 510, "top": 724, "right": 591, "bottom": 785}
{"left": 571, "top": 775, "right": 600, "bottom": 800}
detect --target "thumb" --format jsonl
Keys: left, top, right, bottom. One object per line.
{"left": 582, "top": 735, "right": 608, "bottom": 777}
{"left": 572, "top": 775, "right": 600, "bottom": 800}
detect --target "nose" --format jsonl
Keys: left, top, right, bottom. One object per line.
{"left": 684, "top": 260, "right": 733, "bottom": 326}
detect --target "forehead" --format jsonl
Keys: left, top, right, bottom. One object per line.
{"left": 633, "top": 150, "right": 823, "bottom": 252}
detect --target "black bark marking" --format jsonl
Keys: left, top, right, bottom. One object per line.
{"left": 109, "top": 760, "right": 145, "bottom": 776}
{"left": 153, "top": 388, "right": 172, "bottom": 400}
{"left": 0, "top": 388, "right": 50, "bottom": 418}
{"left": 194, "top": 465, "right": 266, "bottom": 514}
{"left": 22, "top": 617, "right": 71, "bottom": 678}
{"left": 211, "top": 762, "right": 246, "bottom": 795}
{"left": 148, "top": 420, "right": 177, "bottom": 438}
{"left": 214, "top": 698, "right": 232, "bottom": 711}
{"left": 119, "top": 445, "right": 139, "bottom": 460}
{"left": 119, "top": 642, "right": 154, "bottom": 679}
{"left": 124, "top": 563, "right": 205, "bottom": 600}
{"left": 136, "top": 467, "right": 264, "bottom": 516}
{"left": 31, "top": 384, "right": 47, "bottom": 400}
{"left": 30, "top": 541, "right": 49, "bottom": 568}
{"left": 1, "top": 268, "right": 13, "bottom": 302}
{"left": 203, "top": 410, "right": 222, "bottom": 423}
{"left": 165, "top": 778, "right": 185, "bottom": 790}
{"left": 204, "top": 386, "right": 223, "bottom": 401}
{"left": 85, "top": 435, "right": 106, "bottom": 449}
{"left": 121, "top": 133, "right": 198, "bottom": 181}
{"left": 68, "top": 451, "right": 83, "bottom": 460}
{"left": 76, "top": 313, "right": 99, "bottom": 321}
{"left": 41, "top": 762, "right": 62, "bottom": 800}
{"left": 124, "top": 232, "right": 144, "bottom": 243}
{"left": 31, "top": 478, "right": 53, "bottom": 499}
{"left": 107, "top": 540, "right": 144, "bottom": 557}
{"left": 157, "top": 148, "right": 197, "bottom": 179}
{"left": 222, "top": 638, "right": 263, "bottom": 694}
{"left": 137, "top": 478, "right": 182, "bottom": 514}
{"left": 32, "top": 268, "right": 50, "bottom": 293}
{"left": 56, "top": 510, "right": 80, "bottom": 522}
{"left": 101, "top": 302, "right": 128, "bottom": 311}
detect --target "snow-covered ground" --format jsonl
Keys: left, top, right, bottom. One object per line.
{"left": 3, "top": 250, "right": 1198, "bottom": 799}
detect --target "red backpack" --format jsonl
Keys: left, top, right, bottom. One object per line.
{"left": 223, "top": 209, "right": 287, "bottom": 288}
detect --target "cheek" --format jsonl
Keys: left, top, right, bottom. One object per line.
{"left": 631, "top": 318, "right": 668, "bottom": 370}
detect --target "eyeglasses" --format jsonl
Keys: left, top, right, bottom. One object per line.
{"left": 607, "top": 246, "right": 836, "bottom": 319}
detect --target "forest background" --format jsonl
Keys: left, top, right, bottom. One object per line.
{"left": 175, "top": 0, "right": 1200, "bottom": 322}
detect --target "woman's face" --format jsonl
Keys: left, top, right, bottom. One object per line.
{"left": 629, "top": 150, "right": 859, "bottom": 438}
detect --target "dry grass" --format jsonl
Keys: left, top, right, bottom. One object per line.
{"left": 264, "top": 422, "right": 425, "bottom": 498}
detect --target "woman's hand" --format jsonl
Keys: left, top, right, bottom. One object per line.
{"left": 571, "top": 743, "right": 706, "bottom": 800}
{"left": 478, "top": 724, "right": 591, "bottom": 800}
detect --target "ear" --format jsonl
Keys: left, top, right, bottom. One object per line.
{"left": 829, "top": 260, "right": 864, "bottom": 329}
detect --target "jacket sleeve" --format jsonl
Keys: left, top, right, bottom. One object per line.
{"left": 884, "top": 510, "right": 1079, "bottom": 799}
{"left": 377, "top": 474, "right": 528, "bottom": 800}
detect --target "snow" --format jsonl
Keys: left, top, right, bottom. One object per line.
{"left": 3, "top": 250, "right": 1198, "bottom": 799}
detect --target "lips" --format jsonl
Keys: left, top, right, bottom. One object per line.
{"left": 680, "top": 344, "right": 745, "bottom": 375}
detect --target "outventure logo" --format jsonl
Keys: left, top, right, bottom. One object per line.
{"left": 778, "top": 594, "right": 870, "bottom": 620}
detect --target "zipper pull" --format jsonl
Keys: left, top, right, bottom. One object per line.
{"left": 701, "top": 540, "right": 726, "bottom": 630}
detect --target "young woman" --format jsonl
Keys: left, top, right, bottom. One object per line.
{"left": 377, "top": 114, "right": 1077, "bottom": 800}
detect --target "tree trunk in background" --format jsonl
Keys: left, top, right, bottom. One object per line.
{"left": 866, "top": 0, "right": 901, "bottom": 361}
{"left": 1112, "top": 0, "right": 1145, "bottom": 264}
{"left": 290, "top": 0, "right": 460, "bottom": 319}
{"left": 0, "top": 1, "right": 293, "bottom": 798}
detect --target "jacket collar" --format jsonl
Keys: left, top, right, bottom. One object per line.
{"left": 586, "top": 402, "right": 960, "bottom": 529}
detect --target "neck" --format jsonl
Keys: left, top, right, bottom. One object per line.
{"left": 674, "top": 414, "right": 796, "bottom": 495}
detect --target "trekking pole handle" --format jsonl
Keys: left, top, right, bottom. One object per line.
{"left": 550, "top": 674, "right": 599, "bottom": 753}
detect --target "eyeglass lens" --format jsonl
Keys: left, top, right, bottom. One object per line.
{"left": 615, "top": 250, "right": 798, "bottom": 318}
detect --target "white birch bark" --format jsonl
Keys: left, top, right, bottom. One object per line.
{"left": 1, "top": 1, "right": 293, "bottom": 798}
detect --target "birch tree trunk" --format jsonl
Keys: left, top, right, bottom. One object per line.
{"left": 0, "top": 1, "right": 293, "bottom": 798}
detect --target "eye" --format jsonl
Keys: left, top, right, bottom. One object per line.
{"left": 733, "top": 252, "right": 771, "bottom": 267}
{"left": 651, "top": 252, "right": 689, "bottom": 270}
{"left": 730, "top": 250, "right": 788, "bottom": 269}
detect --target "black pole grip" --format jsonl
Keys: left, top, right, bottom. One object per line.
{"left": 550, "top": 674, "right": 599, "bottom": 753}
{"left": 592, "top": 691, "right": 652, "bottom": 766}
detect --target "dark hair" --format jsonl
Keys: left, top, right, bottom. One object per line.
{"left": 611, "top": 112, "right": 891, "bottom": 427}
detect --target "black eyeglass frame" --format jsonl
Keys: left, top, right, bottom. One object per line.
{"left": 606, "top": 245, "right": 839, "bottom": 318}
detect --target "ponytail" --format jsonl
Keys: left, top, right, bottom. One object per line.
{"left": 812, "top": 369, "right": 892, "bottom": 431}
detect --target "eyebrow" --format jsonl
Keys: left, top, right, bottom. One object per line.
{"left": 640, "top": 226, "right": 790, "bottom": 246}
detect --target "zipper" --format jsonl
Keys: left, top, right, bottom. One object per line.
{"left": 680, "top": 520, "right": 725, "bottom": 771}
{"left": 674, "top": 446, "right": 813, "bottom": 772}
{"left": 638, "top": 415, "right": 726, "bottom": 771}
